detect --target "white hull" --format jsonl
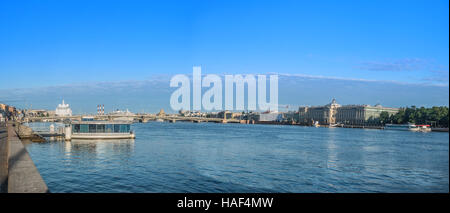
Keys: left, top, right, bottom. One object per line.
{"left": 418, "top": 128, "right": 432, "bottom": 132}
{"left": 71, "top": 133, "right": 135, "bottom": 139}
{"left": 385, "top": 126, "right": 430, "bottom": 132}
{"left": 385, "top": 127, "right": 419, "bottom": 131}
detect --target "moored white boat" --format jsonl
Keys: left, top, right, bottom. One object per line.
{"left": 68, "top": 120, "right": 135, "bottom": 140}
{"left": 416, "top": 125, "right": 432, "bottom": 132}
{"left": 384, "top": 123, "right": 426, "bottom": 132}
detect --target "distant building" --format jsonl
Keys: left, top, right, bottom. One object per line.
{"left": 218, "top": 111, "right": 232, "bottom": 119}
{"left": 298, "top": 99, "right": 399, "bottom": 125}
{"left": 157, "top": 109, "right": 166, "bottom": 116}
{"left": 245, "top": 111, "right": 283, "bottom": 122}
{"left": 47, "top": 110, "right": 56, "bottom": 117}
{"left": 258, "top": 112, "right": 283, "bottom": 122}
{"left": 205, "top": 112, "right": 219, "bottom": 118}
{"left": 335, "top": 104, "right": 398, "bottom": 125}
{"left": 55, "top": 100, "right": 72, "bottom": 116}
{"left": 281, "top": 111, "right": 299, "bottom": 122}
{"left": 109, "top": 109, "right": 134, "bottom": 121}
{"left": 7, "top": 105, "right": 16, "bottom": 113}
{"left": 179, "top": 110, "right": 205, "bottom": 117}
{"left": 230, "top": 112, "right": 242, "bottom": 119}
{"left": 298, "top": 98, "right": 340, "bottom": 125}
{"left": 26, "top": 109, "right": 49, "bottom": 117}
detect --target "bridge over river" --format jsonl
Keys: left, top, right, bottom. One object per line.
{"left": 24, "top": 114, "right": 243, "bottom": 124}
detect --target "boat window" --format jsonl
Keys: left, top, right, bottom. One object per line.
{"left": 89, "top": 124, "right": 96, "bottom": 133}
{"left": 73, "top": 124, "right": 80, "bottom": 133}
{"left": 120, "top": 124, "right": 128, "bottom": 133}
{"left": 97, "top": 124, "right": 105, "bottom": 133}
{"left": 80, "top": 124, "right": 89, "bottom": 133}
{"left": 106, "top": 124, "right": 113, "bottom": 133}
{"left": 114, "top": 124, "right": 120, "bottom": 133}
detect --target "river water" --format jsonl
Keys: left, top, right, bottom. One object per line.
{"left": 23, "top": 122, "right": 449, "bottom": 192}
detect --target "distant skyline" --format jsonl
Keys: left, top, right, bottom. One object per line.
{"left": 0, "top": 0, "right": 448, "bottom": 110}
{"left": 1, "top": 74, "right": 448, "bottom": 114}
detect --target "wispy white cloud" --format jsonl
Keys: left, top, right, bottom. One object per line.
{"left": 1, "top": 72, "right": 448, "bottom": 112}
{"left": 358, "top": 58, "right": 432, "bottom": 72}
{"left": 270, "top": 73, "right": 449, "bottom": 87}
{"left": 354, "top": 58, "right": 449, "bottom": 86}
{"left": 421, "top": 69, "right": 450, "bottom": 86}
{"left": 1, "top": 71, "right": 448, "bottom": 99}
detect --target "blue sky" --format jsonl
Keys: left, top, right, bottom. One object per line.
{"left": 0, "top": 0, "right": 448, "bottom": 112}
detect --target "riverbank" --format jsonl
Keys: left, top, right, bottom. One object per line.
{"left": 250, "top": 121, "right": 448, "bottom": 132}
{"left": 15, "top": 123, "right": 46, "bottom": 142}
{"left": 0, "top": 122, "right": 48, "bottom": 193}
{"left": 431, "top": 128, "right": 449, "bottom": 132}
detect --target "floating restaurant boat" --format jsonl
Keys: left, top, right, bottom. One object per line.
{"left": 384, "top": 123, "right": 430, "bottom": 132}
{"left": 67, "top": 120, "right": 135, "bottom": 140}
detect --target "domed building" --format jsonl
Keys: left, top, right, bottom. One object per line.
{"left": 55, "top": 100, "right": 72, "bottom": 116}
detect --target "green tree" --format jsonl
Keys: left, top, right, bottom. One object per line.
{"left": 388, "top": 106, "right": 449, "bottom": 127}
{"left": 379, "top": 111, "right": 390, "bottom": 124}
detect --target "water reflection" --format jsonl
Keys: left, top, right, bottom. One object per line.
{"left": 23, "top": 122, "right": 449, "bottom": 193}
{"left": 325, "top": 128, "right": 338, "bottom": 170}
{"left": 65, "top": 139, "right": 135, "bottom": 157}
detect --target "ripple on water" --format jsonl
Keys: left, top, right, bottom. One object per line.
{"left": 24, "top": 122, "right": 449, "bottom": 193}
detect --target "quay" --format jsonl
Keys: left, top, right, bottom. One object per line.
{"left": 0, "top": 122, "right": 49, "bottom": 193}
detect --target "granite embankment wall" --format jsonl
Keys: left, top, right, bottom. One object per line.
{"left": 0, "top": 123, "right": 8, "bottom": 193}
{"left": 0, "top": 122, "right": 48, "bottom": 193}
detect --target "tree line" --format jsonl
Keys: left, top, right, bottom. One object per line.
{"left": 380, "top": 106, "right": 449, "bottom": 128}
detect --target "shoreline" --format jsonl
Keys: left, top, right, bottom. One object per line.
{"left": 0, "top": 122, "right": 49, "bottom": 193}
{"left": 24, "top": 119, "right": 449, "bottom": 133}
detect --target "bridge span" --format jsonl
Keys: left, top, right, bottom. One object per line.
{"left": 24, "top": 114, "right": 243, "bottom": 124}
